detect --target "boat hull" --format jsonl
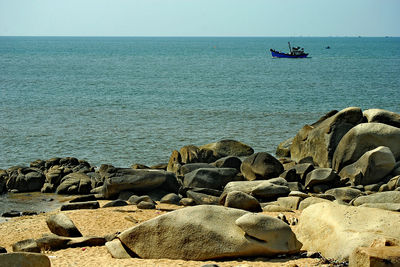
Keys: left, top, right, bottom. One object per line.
{"left": 270, "top": 50, "right": 308, "bottom": 58}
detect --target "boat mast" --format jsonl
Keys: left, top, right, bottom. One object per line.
{"left": 288, "top": 42, "right": 292, "bottom": 54}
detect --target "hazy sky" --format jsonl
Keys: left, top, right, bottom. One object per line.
{"left": 1, "top": 0, "right": 399, "bottom": 37}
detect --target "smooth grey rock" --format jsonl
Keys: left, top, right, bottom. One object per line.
{"left": 200, "top": 139, "right": 254, "bottom": 158}
{"left": 179, "top": 163, "right": 215, "bottom": 176}
{"left": 211, "top": 156, "right": 242, "bottom": 171}
{"left": 137, "top": 201, "right": 156, "bottom": 209}
{"left": 262, "top": 205, "right": 292, "bottom": 212}
{"left": 46, "top": 213, "right": 82, "bottom": 237}
{"left": 12, "top": 239, "right": 40, "bottom": 253}
{"left": 60, "top": 201, "right": 99, "bottom": 211}
{"left": 240, "top": 152, "right": 284, "bottom": 181}
{"left": 56, "top": 173, "right": 91, "bottom": 194}
{"left": 277, "top": 196, "right": 302, "bottom": 210}
{"left": 305, "top": 168, "right": 340, "bottom": 188}
{"left": 325, "top": 187, "right": 364, "bottom": 202}
{"left": 102, "top": 199, "right": 128, "bottom": 208}
{"left": 127, "top": 195, "right": 155, "bottom": 205}
{"left": 353, "top": 191, "right": 400, "bottom": 206}
{"left": 160, "top": 193, "right": 181, "bottom": 205}
{"left": 289, "top": 163, "right": 315, "bottom": 183}
{"left": 69, "top": 194, "right": 96, "bottom": 203}
{"left": 276, "top": 137, "right": 293, "bottom": 158}
{"left": 183, "top": 168, "right": 238, "bottom": 190}
{"left": 359, "top": 203, "right": 400, "bottom": 211}
{"left": 118, "top": 205, "right": 301, "bottom": 260}
{"left": 251, "top": 181, "right": 290, "bottom": 200}
{"left": 179, "top": 197, "right": 196, "bottom": 206}
{"left": 224, "top": 191, "right": 262, "bottom": 212}
{"left": 363, "top": 108, "right": 400, "bottom": 128}
{"left": 0, "top": 252, "right": 50, "bottom": 267}
{"left": 105, "top": 239, "right": 132, "bottom": 259}
{"left": 298, "top": 197, "right": 332, "bottom": 210}
{"left": 6, "top": 167, "right": 45, "bottom": 193}
{"left": 186, "top": 190, "right": 219, "bottom": 205}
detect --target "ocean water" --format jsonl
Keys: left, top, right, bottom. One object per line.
{"left": 1, "top": 37, "right": 400, "bottom": 170}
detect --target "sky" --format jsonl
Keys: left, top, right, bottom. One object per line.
{"left": 0, "top": 0, "right": 399, "bottom": 37}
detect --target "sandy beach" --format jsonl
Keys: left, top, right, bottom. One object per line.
{"left": 0, "top": 201, "right": 320, "bottom": 267}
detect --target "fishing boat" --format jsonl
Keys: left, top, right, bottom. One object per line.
{"left": 270, "top": 42, "right": 309, "bottom": 58}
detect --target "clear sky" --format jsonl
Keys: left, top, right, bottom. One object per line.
{"left": 0, "top": 0, "right": 399, "bottom": 37}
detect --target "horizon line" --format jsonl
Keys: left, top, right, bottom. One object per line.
{"left": 0, "top": 35, "right": 399, "bottom": 38}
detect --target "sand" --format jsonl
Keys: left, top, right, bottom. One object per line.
{"left": 0, "top": 201, "right": 320, "bottom": 267}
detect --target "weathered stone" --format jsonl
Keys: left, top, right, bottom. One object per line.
{"left": 179, "top": 163, "right": 215, "bottom": 176}
{"left": 118, "top": 205, "right": 301, "bottom": 260}
{"left": 131, "top": 164, "right": 150, "bottom": 169}
{"left": 338, "top": 146, "right": 396, "bottom": 185}
{"left": 6, "top": 167, "right": 45, "bottom": 192}
{"left": 312, "top": 184, "right": 330, "bottom": 193}
{"left": 0, "top": 252, "right": 50, "bottom": 267}
{"left": 183, "top": 168, "right": 238, "bottom": 190}
{"left": 105, "top": 239, "right": 132, "bottom": 259}
{"left": 0, "top": 247, "right": 6, "bottom": 253}
{"left": 60, "top": 201, "right": 100, "bottom": 211}
{"left": 56, "top": 173, "right": 92, "bottom": 194}
{"left": 363, "top": 108, "right": 400, "bottom": 128}
{"left": 224, "top": 191, "right": 262, "bottom": 212}
{"left": 304, "top": 168, "right": 340, "bottom": 188}
{"left": 353, "top": 191, "right": 400, "bottom": 206}
{"left": 160, "top": 193, "right": 181, "bottom": 205}
{"left": 325, "top": 187, "right": 364, "bottom": 202}
{"left": 288, "top": 163, "right": 315, "bottom": 183}
{"left": 240, "top": 152, "right": 284, "bottom": 181}
{"left": 387, "top": 175, "right": 400, "bottom": 190}
{"left": 127, "top": 195, "right": 155, "bottom": 205}
{"left": 2, "top": 210, "right": 21, "bottom": 217}
{"left": 276, "top": 137, "right": 293, "bottom": 158}
{"left": 167, "top": 150, "right": 182, "bottom": 173}
{"left": 12, "top": 239, "right": 40, "bottom": 253}
{"left": 291, "top": 107, "right": 363, "bottom": 168}
{"left": 212, "top": 156, "right": 242, "bottom": 171}
{"left": 360, "top": 203, "right": 400, "bottom": 212}
{"left": 46, "top": 213, "right": 82, "bottom": 237}
{"left": 349, "top": 246, "right": 400, "bottom": 267}
{"left": 102, "top": 199, "right": 128, "bottom": 208}
{"left": 200, "top": 140, "right": 254, "bottom": 159}
{"left": 186, "top": 190, "right": 219, "bottom": 205}
{"left": 137, "top": 201, "right": 156, "bottom": 209}
{"left": 180, "top": 145, "right": 203, "bottom": 164}
{"left": 298, "top": 197, "right": 331, "bottom": 210}
{"left": 288, "top": 191, "right": 309, "bottom": 198}
{"left": 262, "top": 205, "right": 292, "bottom": 212}
{"left": 296, "top": 202, "right": 400, "bottom": 261}
{"left": 333, "top": 123, "right": 400, "bottom": 171}
{"left": 0, "top": 170, "right": 8, "bottom": 194}
{"left": 250, "top": 181, "right": 290, "bottom": 200}
{"left": 101, "top": 169, "right": 172, "bottom": 199}
{"left": 179, "top": 197, "right": 195, "bottom": 206}
{"left": 277, "top": 196, "right": 302, "bottom": 210}
{"left": 69, "top": 194, "right": 96, "bottom": 203}
{"left": 279, "top": 169, "right": 300, "bottom": 182}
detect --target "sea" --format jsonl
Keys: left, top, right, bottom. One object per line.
{"left": 1, "top": 37, "right": 400, "bottom": 216}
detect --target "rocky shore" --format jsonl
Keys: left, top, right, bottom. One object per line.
{"left": 1, "top": 107, "right": 400, "bottom": 266}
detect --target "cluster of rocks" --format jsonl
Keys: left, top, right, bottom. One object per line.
{"left": 1, "top": 107, "right": 400, "bottom": 265}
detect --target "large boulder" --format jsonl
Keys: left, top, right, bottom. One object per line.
{"left": 118, "top": 205, "right": 301, "bottom": 260}
{"left": 101, "top": 168, "right": 174, "bottom": 199}
{"left": 178, "top": 163, "right": 215, "bottom": 176}
{"left": 0, "top": 170, "right": 7, "bottom": 194}
{"left": 332, "top": 123, "right": 400, "bottom": 172}
{"left": 276, "top": 137, "right": 293, "bottom": 158}
{"left": 296, "top": 202, "right": 400, "bottom": 260}
{"left": 199, "top": 140, "right": 254, "bottom": 159}
{"left": 240, "top": 152, "right": 284, "bottom": 181}
{"left": 224, "top": 191, "right": 262, "bottom": 212}
{"left": 352, "top": 191, "right": 400, "bottom": 206}
{"left": 6, "top": 167, "right": 45, "bottom": 192}
{"left": 0, "top": 252, "right": 50, "bottom": 267}
{"left": 290, "top": 107, "right": 363, "bottom": 168}
{"left": 304, "top": 168, "right": 340, "bottom": 189}
{"left": 325, "top": 187, "right": 364, "bottom": 203}
{"left": 56, "top": 173, "right": 92, "bottom": 194}
{"left": 46, "top": 213, "right": 82, "bottom": 237}
{"left": 363, "top": 108, "right": 400, "bottom": 128}
{"left": 183, "top": 168, "right": 238, "bottom": 190}
{"left": 179, "top": 145, "right": 215, "bottom": 164}
{"left": 338, "top": 146, "right": 396, "bottom": 185}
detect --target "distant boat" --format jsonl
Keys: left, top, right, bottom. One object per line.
{"left": 270, "top": 42, "right": 309, "bottom": 58}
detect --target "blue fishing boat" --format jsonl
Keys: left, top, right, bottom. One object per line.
{"left": 270, "top": 42, "right": 309, "bottom": 58}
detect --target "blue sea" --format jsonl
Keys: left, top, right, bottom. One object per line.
{"left": 1, "top": 37, "right": 400, "bottom": 170}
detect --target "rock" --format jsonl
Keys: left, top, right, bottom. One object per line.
{"left": 137, "top": 201, "right": 156, "bottom": 209}
{"left": 0, "top": 247, "right": 6, "bottom": 253}
{"left": 60, "top": 201, "right": 100, "bottom": 211}
{"left": 298, "top": 197, "right": 331, "bottom": 210}
{"left": 363, "top": 108, "right": 400, "bottom": 128}
{"left": 127, "top": 195, "right": 155, "bottom": 205}
{"left": 2, "top": 210, "right": 21, "bottom": 217}
{"left": 289, "top": 191, "right": 309, "bottom": 198}
{"left": 6, "top": 167, "right": 45, "bottom": 192}
{"left": 311, "top": 184, "right": 330, "bottom": 193}
{"left": 296, "top": 202, "right": 400, "bottom": 261}
{"left": 102, "top": 199, "right": 128, "bottom": 208}
{"left": 12, "top": 239, "right": 40, "bottom": 253}
{"left": 56, "top": 173, "right": 92, "bottom": 194}
{"left": 262, "top": 205, "right": 292, "bottom": 212}
{"left": 36, "top": 233, "right": 106, "bottom": 250}
{"left": 118, "top": 205, "right": 301, "bottom": 260}
{"left": 179, "top": 197, "right": 195, "bottom": 206}
{"left": 387, "top": 175, "right": 400, "bottom": 190}
{"left": 199, "top": 140, "right": 254, "bottom": 159}
{"left": 276, "top": 137, "right": 293, "bottom": 158}
{"left": 131, "top": 163, "right": 150, "bottom": 169}
{"left": 0, "top": 252, "right": 50, "bottom": 267}
{"left": 101, "top": 168, "right": 173, "bottom": 199}
{"left": 288, "top": 163, "right": 315, "bottom": 183}
{"left": 160, "top": 193, "right": 181, "bottom": 205}
{"left": 353, "top": 191, "right": 400, "bottom": 206}
{"left": 235, "top": 213, "right": 301, "bottom": 250}
{"left": 183, "top": 168, "right": 238, "bottom": 190}
{"left": 150, "top": 163, "right": 167, "bottom": 170}
{"left": 220, "top": 178, "right": 288, "bottom": 204}
{"left": 338, "top": 146, "right": 396, "bottom": 185}
{"left": 304, "top": 168, "right": 340, "bottom": 188}
{"left": 287, "top": 182, "right": 304, "bottom": 192}
{"left": 180, "top": 145, "right": 214, "bottom": 164}
{"left": 186, "top": 190, "right": 219, "bottom": 205}
{"left": 360, "top": 203, "right": 400, "bottom": 212}
{"left": 240, "top": 152, "right": 284, "bottom": 181}
{"left": 167, "top": 150, "right": 182, "bottom": 173}
{"left": 277, "top": 196, "right": 302, "bottom": 210}
{"left": 105, "top": 239, "right": 132, "bottom": 259}
{"left": 333, "top": 123, "right": 400, "bottom": 172}
{"left": 179, "top": 163, "right": 215, "bottom": 176}
{"left": 44, "top": 165, "right": 65, "bottom": 188}
{"left": 224, "top": 191, "right": 262, "bottom": 212}
{"left": 279, "top": 169, "right": 300, "bottom": 182}
{"left": 46, "top": 213, "right": 82, "bottom": 237}
{"left": 291, "top": 107, "right": 363, "bottom": 168}
{"left": 350, "top": 246, "right": 400, "bottom": 267}
{"left": 67, "top": 236, "right": 106, "bottom": 248}
{"left": 0, "top": 170, "right": 7, "bottom": 194}
{"left": 250, "top": 181, "right": 290, "bottom": 200}
{"left": 211, "top": 156, "right": 242, "bottom": 171}
{"left": 69, "top": 194, "right": 97, "bottom": 203}
{"left": 325, "top": 187, "right": 364, "bottom": 202}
